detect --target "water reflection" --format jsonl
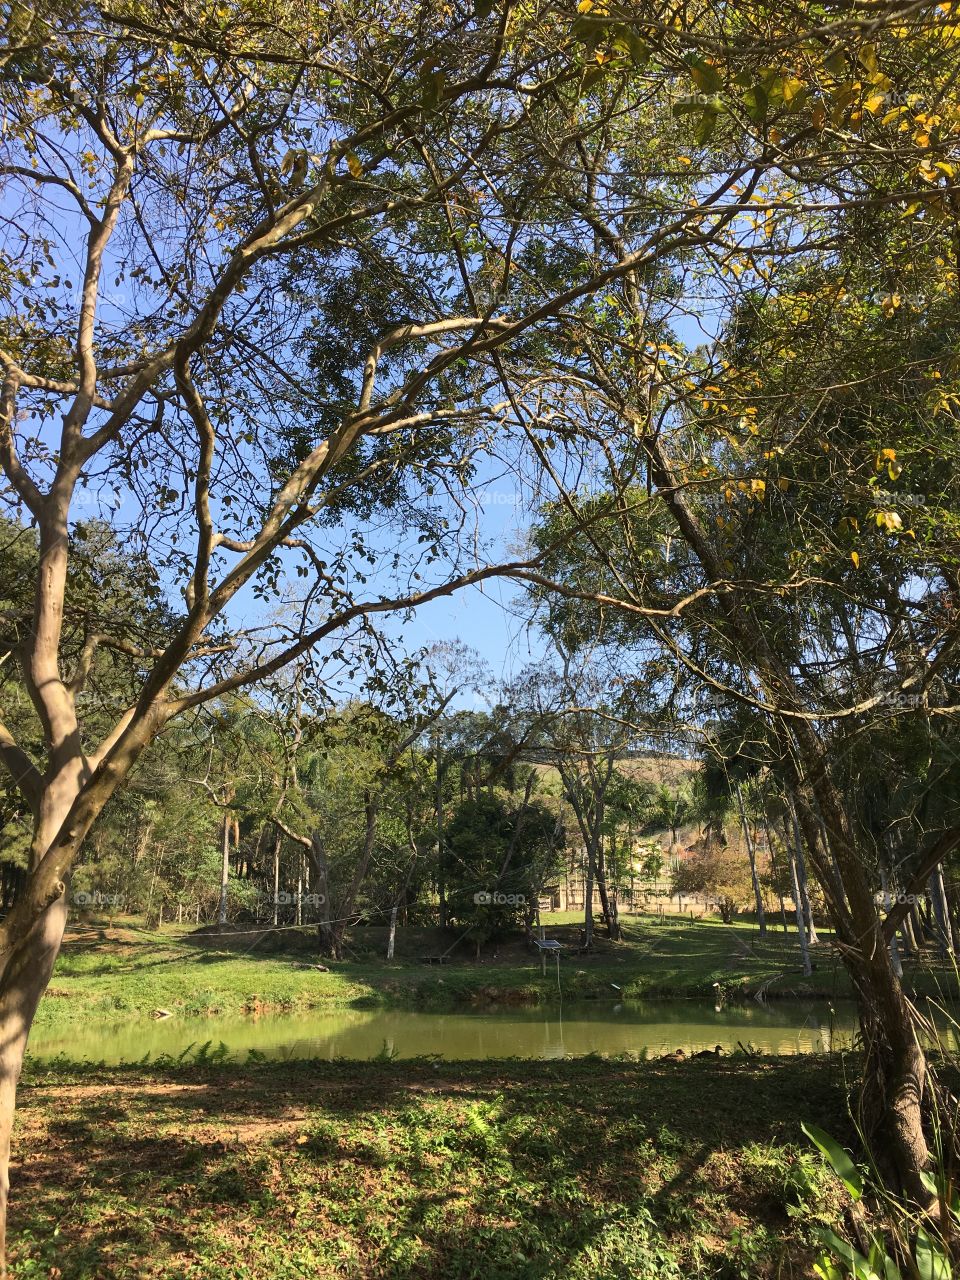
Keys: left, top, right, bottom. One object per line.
{"left": 27, "top": 999, "right": 874, "bottom": 1064}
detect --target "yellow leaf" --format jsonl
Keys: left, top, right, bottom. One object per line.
{"left": 859, "top": 44, "right": 879, "bottom": 75}
{"left": 781, "top": 76, "right": 806, "bottom": 105}
{"left": 851, "top": 550, "right": 860, "bottom": 568}
{"left": 346, "top": 151, "right": 363, "bottom": 178}
{"left": 875, "top": 510, "right": 903, "bottom": 532}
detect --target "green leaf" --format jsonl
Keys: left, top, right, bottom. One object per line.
{"left": 742, "top": 85, "right": 768, "bottom": 123}
{"left": 802, "top": 1123, "right": 863, "bottom": 1200}
{"left": 689, "top": 57, "right": 722, "bottom": 94}
{"left": 915, "top": 1229, "right": 949, "bottom": 1280}
{"left": 623, "top": 30, "right": 649, "bottom": 66}
{"left": 421, "top": 68, "right": 445, "bottom": 108}
{"left": 813, "top": 1228, "right": 874, "bottom": 1279}
{"left": 571, "top": 16, "right": 606, "bottom": 47}
{"left": 814, "top": 1259, "right": 844, "bottom": 1280}
{"left": 696, "top": 107, "right": 719, "bottom": 143}
{"left": 866, "top": 1239, "right": 896, "bottom": 1280}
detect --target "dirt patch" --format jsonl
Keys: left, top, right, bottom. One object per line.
{"left": 61, "top": 924, "right": 144, "bottom": 951}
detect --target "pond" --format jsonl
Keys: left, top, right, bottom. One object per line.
{"left": 25, "top": 998, "right": 877, "bottom": 1064}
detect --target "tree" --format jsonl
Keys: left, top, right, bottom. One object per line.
{"left": 272, "top": 690, "right": 456, "bottom": 957}
{"left": 643, "top": 782, "right": 695, "bottom": 851}
{"left": 516, "top": 652, "right": 655, "bottom": 944}
{"left": 514, "top": 1, "right": 960, "bottom": 1196}
{"left": 3, "top": 0, "right": 958, "bottom": 1251}
{"left": 444, "top": 788, "right": 563, "bottom": 956}
{"left": 602, "top": 769, "right": 655, "bottom": 907}
{"left": 671, "top": 845, "right": 746, "bottom": 925}
{"left": 0, "top": 0, "right": 749, "bottom": 1251}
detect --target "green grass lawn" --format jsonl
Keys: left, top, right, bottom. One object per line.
{"left": 9, "top": 1055, "right": 854, "bottom": 1279}
{"left": 35, "top": 912, "right": 959, "bottom": 1030}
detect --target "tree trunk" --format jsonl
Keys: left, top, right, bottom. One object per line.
{"left": 594, "top": 831, "right": 621, "bottom": 941}
{"left": 792, "top": 774, "right": 932, "bottom": 1202}
{"left": 907, "top": 902, "right": 922, "bottom": 953}
{"left": 848, "top": 946, "right": 931, "bottom": 1202}
{"left": 271, "top": 829, "right": 281, "bottom": 928}
{"left": 929, "top": 863, "right": 955, "bottom": 959}
{"left": 218, "top": 810, "right": 230, "bottom": 928}
{"left": 788, "top": 847, "right": 812, "bottom": 976}
{"left": 0, "top": 777, "right": 81, "bottom": 1265}
{"left": 435, "top": 736, "right": 446, "bottom": 931}
{"left": 582, "top": 848, "right": 595, "bottom": 950}
{"left": 386, "top": 905, "right": 398, "bottom": 960}
{"left": 788, "top": 804, "right": 819, "bottom": 945}
{"left": 0, "top": 894, "right": 68, "bottom": 1265}
{"left": 599, "top": 849, "right": 619, "bottom": 942}
{"left": 311, "top": 837, "right": 340, "bottom": 959}
{"left": 330, "top": 791, "right": 377, "bottom": 955}
{"left": 735, "top": 783, "right": 767, "bottom": 939}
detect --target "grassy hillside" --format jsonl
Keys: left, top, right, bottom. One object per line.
{"left": 32, "top": 912, "right": 959, "bottom": 1029}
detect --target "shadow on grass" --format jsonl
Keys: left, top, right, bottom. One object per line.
{"left": 9, "top": 1056, "right": 853, "bottom": 1279}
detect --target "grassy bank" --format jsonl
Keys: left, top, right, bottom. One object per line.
{"left": 10, "top": 1055, "right": 855, "bottom": 1279}
{"left": 35, "top": 912, "right": 959, "bottom": 1029}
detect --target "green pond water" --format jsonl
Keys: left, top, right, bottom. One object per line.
{"left": 25, "top": 999, "right": 879, "bottom": 1064}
